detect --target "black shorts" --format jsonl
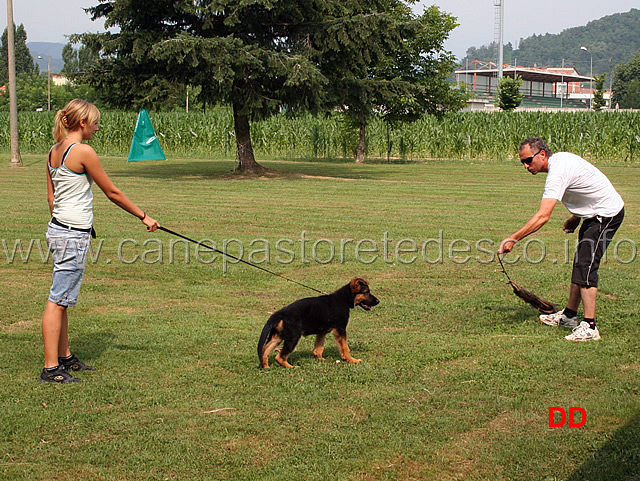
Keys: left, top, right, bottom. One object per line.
{"left": 572, "top": 207, "right": 624, "bottom": 288}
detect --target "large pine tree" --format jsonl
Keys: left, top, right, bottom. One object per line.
{"left": 78, "top": 0, "right": 462, "bottom": 170}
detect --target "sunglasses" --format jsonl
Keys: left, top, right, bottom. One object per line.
{"left": 521, "top": 150, "right": 541, "bottom": 165}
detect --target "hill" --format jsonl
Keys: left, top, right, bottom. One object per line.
{"left": 27, "top": 42, "right": 65, "bottom": 73}
{"left": 464, "top": 8, "right": 640, "bottom": 77}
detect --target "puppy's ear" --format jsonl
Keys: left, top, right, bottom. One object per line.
{"left": 350, "top": 278, "right": 369, "bottom": 292}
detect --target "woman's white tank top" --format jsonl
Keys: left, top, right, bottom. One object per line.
{"left": 48, "top": 143, "right": 94, "bottom": 229}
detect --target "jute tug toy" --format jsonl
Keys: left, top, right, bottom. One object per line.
{"left": 497, "top": 255, "right": 559, "bottom": 314}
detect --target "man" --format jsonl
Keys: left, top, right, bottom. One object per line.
{"left": 499, "top": 137, "right": 624, "bottom": 342}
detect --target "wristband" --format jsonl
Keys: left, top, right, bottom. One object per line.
{"left": 140, "top": 212, "right": 146, "bottom": 221}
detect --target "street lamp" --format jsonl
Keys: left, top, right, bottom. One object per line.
{"left": 580, "top": 46, "right": 593, "bottom": 109}
{"left": 37, "top": 55, "right": 51, "bottom": 111}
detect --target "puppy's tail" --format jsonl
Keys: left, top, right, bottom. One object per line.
{"left": 257, "top": 316, "right": 275, "bottom": 366}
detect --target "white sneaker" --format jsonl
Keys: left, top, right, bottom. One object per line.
{"left": 540, "top": 310, "right": 578, "bottom": 328}
{"left": 565, "top": 321, "right": 601, "bottom": 342}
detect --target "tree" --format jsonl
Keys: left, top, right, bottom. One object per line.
{"left": 464, "top": 42, "right": 514, "bottom": 66}
{"left": 78, "top": 0, "right": 465, "bottom": 170}
{"left": 79, "top": 0, "right": 339, "bottom": 173}
{"left": 612, "top": 51, "right": 640, "bottom": 109}
{"left": 61, "top": 43, "right": 79, "bottom": 75}
{"left": 61, "top": 42, "right": 100, "bottom": 77}
{"left": 0, "top": 73, "right": 99, "bottom": 112}
{"left": 496, "top": 75, "right": 523, "bottom": 112}
{"left": 592, "top": 73, "right": 607, "bottom": 111}
{"left": 0, "top": 24, "right": 38, "bottom": 85}
{"left": 315, "top": 4, "right": 465, "bottom": 162}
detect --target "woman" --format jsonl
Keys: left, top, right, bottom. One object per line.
{"left": 41, "top": 99, "right": 159, "bottom": 383}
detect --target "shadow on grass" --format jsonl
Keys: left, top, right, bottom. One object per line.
{"left": 567, "top": 412, "right": 640, "bottom": 481}
{"left": 487, "top": 304, "right": 541, "bottom": 324}
{"left": 72, "top": 331, "right": 152, "bottom": 363}
{"left": 107, "top": 158, "right": 405, "bottom": 182}
{"left": 263, "top": 343, "right": 372, "bottom": 368}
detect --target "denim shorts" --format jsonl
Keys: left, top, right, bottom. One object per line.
{"left": 46, "top": 222, "right": 91, "bottom": 307}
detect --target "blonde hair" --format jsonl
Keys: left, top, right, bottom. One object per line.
{"left": 53, "top": 99, "right": 101, "bottom": 142}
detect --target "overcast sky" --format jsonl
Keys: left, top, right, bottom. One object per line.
{"left": 2, "top": 0, "right": 638, "bottom": 60}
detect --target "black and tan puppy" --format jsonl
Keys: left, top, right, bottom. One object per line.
{"left": 258, "top": 278, "right": 379, "bottom": 368}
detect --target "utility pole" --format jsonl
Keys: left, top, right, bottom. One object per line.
{"left": 37, "top": 55, "right": 51, "bottom": 111}
{"left": 581, "top": 46, "right": 593, "bottom": 110}
{"left": 7, "top": 0, "right": 22, "bottom": 167}
{"left": 560, "top": 59, "right": 565, "bottom": 109}
{"left": 609, "top": 57, "right": 613, "bottom": 107}
{"left": 494, "top": 0, "right": 504, "bottom": 79}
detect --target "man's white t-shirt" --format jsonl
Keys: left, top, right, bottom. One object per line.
{"left": 543, "top": 152, "right": 624, "bottom": 218}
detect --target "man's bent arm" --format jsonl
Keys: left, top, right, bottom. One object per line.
{"left": 499, "top": 198, "right": 557, "bottom": 253}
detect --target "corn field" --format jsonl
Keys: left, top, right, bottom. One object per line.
{"left": 2, "top": 107, "right": 640, "bottom": 162}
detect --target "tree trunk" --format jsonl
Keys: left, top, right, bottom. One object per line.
{"left": 354, "top": 119, "right": 366, "bottom": 163}
{"left": 233, "top": 103, "right": 264, "bottom": 174}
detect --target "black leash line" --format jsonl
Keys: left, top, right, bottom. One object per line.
{"left": 157, "top": 226, "right": 328, "bottom": 295}
{"left": 497, "top": 254, "right": 513, "bottom": 283}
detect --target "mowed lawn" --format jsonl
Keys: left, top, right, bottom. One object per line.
{"left": 1, "top": 155, "right": 639, "bottom": 481}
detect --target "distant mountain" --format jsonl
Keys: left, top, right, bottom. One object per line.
{"left": 27, "top": 42, "right": 66, "bottom": 73}
{"left": 464, "top": 9, "right": 640, "bottom": 77}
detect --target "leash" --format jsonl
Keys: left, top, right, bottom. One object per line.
{"left": 157, "top": 226, "right": 328, "bottom": 295}
{"left": 497, "top": 254, "right": 513, "bottom": 283}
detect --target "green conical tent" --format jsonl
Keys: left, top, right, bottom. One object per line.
{"left": 127, "top": 109, "right": 166, "bottom": 162}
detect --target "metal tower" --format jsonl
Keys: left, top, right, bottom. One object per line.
{"left": 494, "top": 0, "right": 504, "bottom": 79}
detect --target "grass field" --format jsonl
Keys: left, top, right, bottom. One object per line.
{"left": 1, "top": 154, "right": 639, "bottom": 481}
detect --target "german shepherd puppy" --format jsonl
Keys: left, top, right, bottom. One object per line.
{"left": 258, "top": 278, "right": 379, "bottom": 368}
